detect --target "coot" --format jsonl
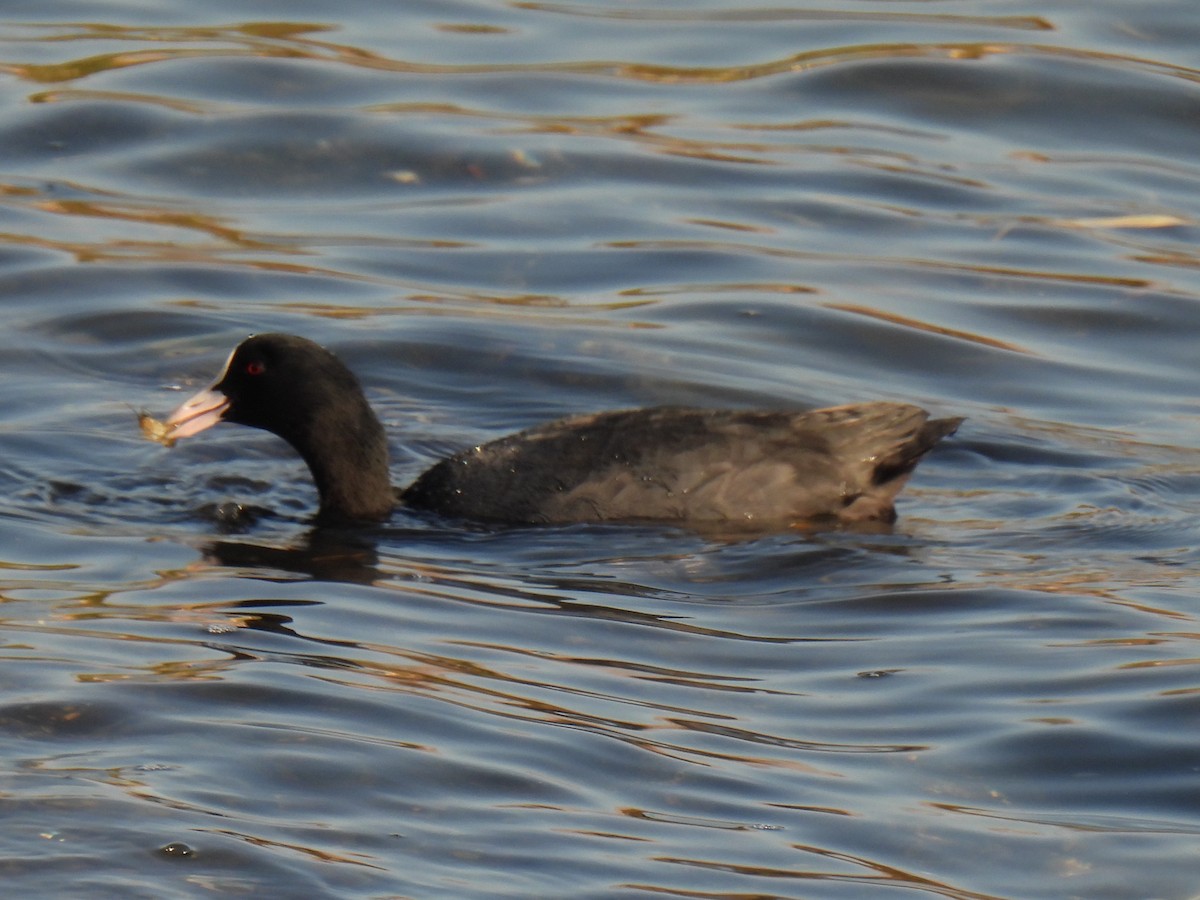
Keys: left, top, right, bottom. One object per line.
{"left": 160, "top": 333, "right": 961, "bottom": 527}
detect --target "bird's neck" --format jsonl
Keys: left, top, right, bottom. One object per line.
{"left": 296, "top": 407, "right": 394, "bottom": 523}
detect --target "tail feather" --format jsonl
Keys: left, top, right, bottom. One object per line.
{"left": 872, "top": 415, "right": 963, "bottom": 486}
{"left": 811, "top": 404, "right": 961, "bottom": 524}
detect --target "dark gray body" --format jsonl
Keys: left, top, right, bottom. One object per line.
{"left": 402, "top": 403, "right": 961, "bottom": 526}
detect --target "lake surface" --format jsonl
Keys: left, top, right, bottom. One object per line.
{"left": 1, "top": 1, "right": 1198, "bottom": 897}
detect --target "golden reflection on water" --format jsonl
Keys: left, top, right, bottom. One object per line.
{"left": 641, "top": 843, "right": 1008, "bottom": 900}
{"left": 512, "top": 3, "right": 1053, "bottom": 32}
{"left": 3, "top": 19, "right": 1157, "bottom": 98}
{"left": 825, "top": 302, "right": 1029, "bottom": 353}
{"left": 31, "top": 87, "right": 220, "bottom": 113}
{"left": 0, "top": 181, "right": 357, "bottom": 271}
{"left": 35, "top": 198, "right": 277, "bottom": 249}
{"left": 1, "top": 22, "right": 1185, "bottom": 316}
{"left": 207, "top": 829, "right": 388, "bottom": 869}
{"left": 10, "top": 32, "right": 1168, "bottom": 93}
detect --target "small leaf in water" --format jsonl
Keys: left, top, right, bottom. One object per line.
{"left": 136, "top": 410, "right": 176, "bottom": 447}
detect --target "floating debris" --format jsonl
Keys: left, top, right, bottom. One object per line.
{"left": 137, "top": 409, "right": 176, "bottom": 447}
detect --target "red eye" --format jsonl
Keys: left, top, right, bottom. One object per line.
{"left": 245, "top": 361, "right": 266, "bottom": 376}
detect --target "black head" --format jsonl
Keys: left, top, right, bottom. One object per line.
{"left": 164, "top": 333, "right": 394, "bottom": 523}
{"left": 213, "top": 334, "right": 368, "bottom": 442}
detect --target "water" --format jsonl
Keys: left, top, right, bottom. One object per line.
{"left": 0, "top": 1, "right": 1198, "bottom": 897}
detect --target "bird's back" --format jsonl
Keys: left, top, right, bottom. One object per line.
{"left": 401, "top": 402, "right": 960, "bottom": 527}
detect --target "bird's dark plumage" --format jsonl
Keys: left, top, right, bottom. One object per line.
{"left": 162, "top": 333, "right": 961, "bottom": 528}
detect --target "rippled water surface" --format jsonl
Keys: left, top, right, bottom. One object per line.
{"left": 1, "top": 2, "right": 1199, "bottom": 897}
